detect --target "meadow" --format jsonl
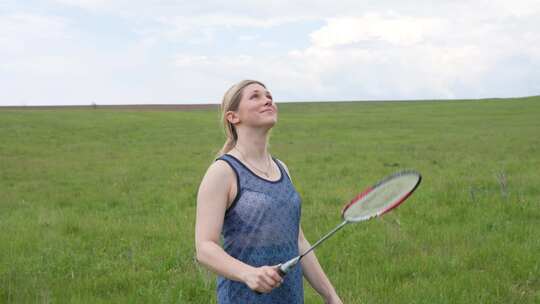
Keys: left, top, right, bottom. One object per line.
{"left": 1, "top": 96, "right": 539, "bottom": 303}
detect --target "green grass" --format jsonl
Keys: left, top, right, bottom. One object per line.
{"left": 1, "top": 97, "right": 539, "bottom": 303}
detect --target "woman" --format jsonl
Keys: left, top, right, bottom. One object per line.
{"left": 195, "top": 80, "right": 343, "bottom": 303}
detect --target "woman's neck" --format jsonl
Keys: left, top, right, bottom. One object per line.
{"left": 233, "top": 127, "right": 270, "bottom": 162}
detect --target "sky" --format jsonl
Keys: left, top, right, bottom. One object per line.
{"left": 1, "top": 1, "right": 539, "bottom": 106}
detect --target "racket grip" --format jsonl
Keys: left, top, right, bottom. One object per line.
{"left": 255, "top": 262, "right": 300, "bottom": 295}
{"left": 254, "top": 259, "right": 299, "bottom": 295}
{"left": 277, "top": 264, "right": 286, "bottom": 277}
{"left": 255, "top": 265, "right": 284, "bottom": 295}
{"left": 278, "top": 256, "right": 300, "bottom": 277}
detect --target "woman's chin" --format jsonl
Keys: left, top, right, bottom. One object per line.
{"left": 260, "top": 118, "right": 277, "bottom": 129}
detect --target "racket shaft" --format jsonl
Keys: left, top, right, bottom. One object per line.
{"left": 301, "top": 220, "right": 348, "bottom": 259}
{"left": 280, "top": 220, "right": 349, "bottom": 275}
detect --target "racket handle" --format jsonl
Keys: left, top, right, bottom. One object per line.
{"left": 278, "top": 256, "right": 301, "bottom": 277}
{"left": 254, "top": 258, "right": 300, "bottom": 295}
{"left": 277, "top": 265, "right": 286, "bottom": 277}
{"left": 255, "top": 264, "right": 287, "bottom": 295}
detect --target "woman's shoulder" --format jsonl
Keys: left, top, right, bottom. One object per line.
{"left": 208, "top": 157, "right": 236, "bottom": 178}
{"left": 274, "top": 157, "right": 293, "bottom": 181}
{"left": 274, "top": 158, "right": 288, "bottom": 170}
{"left": 198, "top": 157, "right": 236, "bottom": 187}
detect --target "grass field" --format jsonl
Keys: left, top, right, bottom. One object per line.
{"left": 1, "top": 97, "right": 539, "bottom": 303}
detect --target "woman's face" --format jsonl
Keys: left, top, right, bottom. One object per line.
{"left": 231, "top": 83, "right": 278, "bottom": 129}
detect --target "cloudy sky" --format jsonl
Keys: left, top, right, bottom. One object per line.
{"left": 1, "top": 1, "right": 539, "bottom": 105}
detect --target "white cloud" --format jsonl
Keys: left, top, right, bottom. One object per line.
{"left": 310, "top": 14, "right": 445, "bottom": 47}
{"left": 142, "top": 14, "right": 310, "bottom": 45}
{"left": 281, "top": 7, "right": 540, "bottom": 100}
{"left": 486, "top": 0, "right": 540, "bottom": 17}
{"left": 174, "top": 54, "right": 211, "bottom": 67}
{"left": 0, "top": 13, "right": 71, "bottom": 52}
{"left": 53, "top": 0, "right": 112, "bottom": 11}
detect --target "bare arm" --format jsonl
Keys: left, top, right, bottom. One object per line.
{"left": 276, "top": 159, "right": 342, "bottom": 303}
{"left": 195, "top": 160, "right": 283, "bottom": 293}
{"left": 299, "top": 228, "right": 343, "bottom": 304}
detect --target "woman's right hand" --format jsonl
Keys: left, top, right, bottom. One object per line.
{"left": 242, "top": 265, "right": 284, "bottom": 293}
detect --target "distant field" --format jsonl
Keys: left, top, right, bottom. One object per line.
{"left": 1, "top": 97, "right": 539, "bottom": 303}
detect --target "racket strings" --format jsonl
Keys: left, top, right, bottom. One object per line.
{"left": 344, "top": 173, "right": 420, "bottom": 222}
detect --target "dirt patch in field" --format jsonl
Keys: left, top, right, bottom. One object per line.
{"left": 0, "top": 104, "right": 220, "bottom": 111}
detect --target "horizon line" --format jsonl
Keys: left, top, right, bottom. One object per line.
{"left": 0, "top": 95, "right": 538, "bottom": 110}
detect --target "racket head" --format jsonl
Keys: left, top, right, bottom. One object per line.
{"left": 342, "top": 170, "right": 422, "bottom": 222}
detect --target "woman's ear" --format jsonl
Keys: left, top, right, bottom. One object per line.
{"left": 225, "top": 111, "right": 240, "bottom": 124}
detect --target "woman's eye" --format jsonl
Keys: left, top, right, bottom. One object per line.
{"left": 250, "top": 94, "right": 258, "bottom": 100}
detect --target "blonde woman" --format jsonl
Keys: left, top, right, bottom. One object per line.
{"left": 195, "top": 80, "right": 343, "bottom": 303}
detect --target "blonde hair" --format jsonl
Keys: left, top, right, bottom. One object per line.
{"left": 217, "top": 80, "right": 266, "bottom": 157}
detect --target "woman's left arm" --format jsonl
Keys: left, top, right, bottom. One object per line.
{"left": 276, "top": 159, "right": 343, "bottom": 303}
{"left": 298, "top": 227, "right": 343, "bottom": 304}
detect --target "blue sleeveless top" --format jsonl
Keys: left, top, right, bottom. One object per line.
{"left": 215, "top": 154, "right": 304, "bottom": 304}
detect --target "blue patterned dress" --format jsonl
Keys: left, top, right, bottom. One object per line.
{"left": 215, "top": 154, "right": 304, "bottom": 304}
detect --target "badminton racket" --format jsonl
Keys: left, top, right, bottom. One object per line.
{"left": 278, "top": 170, "right": 422, "bottom": 276}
